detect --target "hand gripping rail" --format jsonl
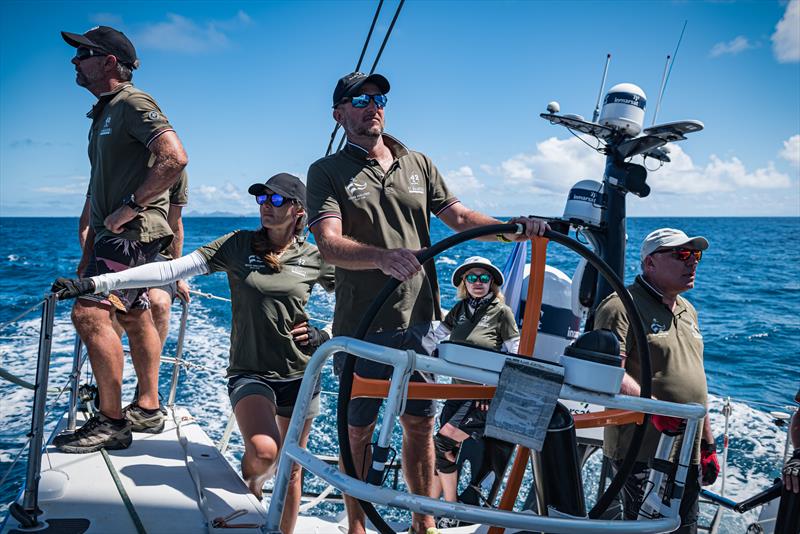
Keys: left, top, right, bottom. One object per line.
{"left": 264, "top": 338, "right": 706, "bottom": 534}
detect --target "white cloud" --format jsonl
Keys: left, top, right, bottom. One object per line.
{"left": 443, "top": 165, "right": 481, "bottom": 195}
{"left": 196, "top": 182, "right": 246, "bottom": 203}
{"left": 779, "top": 134, "right": 800, "bottom": 167}
{"left": 135, "top": 11, "right": 252, "bottom": 53}
{"left": 34, "top": 176, "right": 88, "bottom": 195}
{"left": 496, "top": 136, "right": 606, "bottom": 193}
{"left": 772, "top": 0, "right": 800, "bottom": 63}
{"left": 709, "top": 36, "right": 755, "bottom": 58}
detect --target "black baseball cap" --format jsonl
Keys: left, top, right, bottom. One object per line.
{"left": 332, "top": 71, "right": 390, "bottom": 107}
{"left": 248, "top": 173, "right": 307, "bottom": 209}
{"left": 61, "top": 26, "right": 139, "bottom": 69}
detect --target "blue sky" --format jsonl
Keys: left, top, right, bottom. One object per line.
{"left": 1, "top": 0, "right": 798, "bottom": 217}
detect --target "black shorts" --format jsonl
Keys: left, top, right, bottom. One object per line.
{"left": 149, "top": 254, "right": 178, "bottom": 301}
{"left": 80, "top": 236, "right": 167, "bottom": 312}
{"left": 347, "top": 323, "right": 437, "bottom": 427}
{"left": 439, "top": 399, "right": 487, "bottom": 439}
{"left": 227, "top": 374, "right": 321, "bottom": 419}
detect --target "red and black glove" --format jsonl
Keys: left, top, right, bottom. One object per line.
{"left": 651, "top": 415, "right": 685, "bottom": 436}
{"left": 700, "top": 441, "right": 719, "bottom": 486}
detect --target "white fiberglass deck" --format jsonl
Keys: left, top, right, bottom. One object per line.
{"left": 2, "top": 407, "right": 265, "bottom": 534}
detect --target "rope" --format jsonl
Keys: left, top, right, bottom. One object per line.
{"left": 82, "top": 403, "right": 148, "bottom": 534}
{"left": 0, "top": 299, "right": 45, "bottom": 332}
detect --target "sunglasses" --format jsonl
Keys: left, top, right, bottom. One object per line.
{"left": 654, "top": 248, "right": 703, "bottom": 262}
{"left": 256, "top": 193, "right": 292, "bottom": 207}
{"left": 464, "top": 273, "right": 492, "bottom": 284}
{"left": 348, "top": 94, "right": 388, "bottom": 109}
{"left": 74, "top": 47, "right": 109, "bottom": 62}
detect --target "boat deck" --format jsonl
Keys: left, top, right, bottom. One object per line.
{"left": 2, "top": 407, "right": 265, "bottom": 534}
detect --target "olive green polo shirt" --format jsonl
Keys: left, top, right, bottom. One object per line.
{"left": 306, "top": 135, "right": 459, "bottom": 336}
{"left": 196, "top": 231, "right": 335, "bottom": 379}
{"left": 169, "top": 170, "right": 189, "bottom": 206}
{"left": 443, "top": 298, "right": 519, "bottom": 351}
{"left": 594, "top": 275, "right": 707, "bottom": 464}
{"left": 86, "top": 83, "right": 176, "bottom": 244}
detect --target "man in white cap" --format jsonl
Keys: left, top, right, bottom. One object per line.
{"left": 593, "top": 228, "right": 718, "bottom": 533}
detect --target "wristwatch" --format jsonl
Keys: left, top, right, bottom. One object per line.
{"left": 123, "top": 194, "right": 145, "bottom": 213}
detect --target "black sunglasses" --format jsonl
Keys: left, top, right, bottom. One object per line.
{"left": 74, "top": 47, "right": 110, "bottom": 62}
{"left": 256, "top": 193, "right": 293, "bottom": 208}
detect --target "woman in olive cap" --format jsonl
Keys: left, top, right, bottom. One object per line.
{"left": 53, "top": 173, "right": 333, "bottom": 533}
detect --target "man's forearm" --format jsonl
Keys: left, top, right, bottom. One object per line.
{"left": 702, "top": 410, "right": 715, "bottom": 444}
{"left": 439, "top": 205, "right": 503, "bottom": 241}
{"left": 316, "top": 233, "right": 385, "bottom": 270}
{"left": 167, "top": 218, "right": 184, "bottom": 258}
{"left": 133, "top": 133, "right": 188, "bottom": 205}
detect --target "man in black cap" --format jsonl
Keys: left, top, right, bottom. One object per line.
{"left": 306, "top": 71, "right": 549, "bottom": 534}
{"left": 55, "top": 26, "right": 188, "bottom": 453}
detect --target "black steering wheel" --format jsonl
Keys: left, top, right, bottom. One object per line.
{"left": 338, "top": 223, "right": 652, "bottom": 533}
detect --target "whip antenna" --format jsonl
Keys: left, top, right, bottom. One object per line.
{"left": 652, "top": 20, "right": 687, "bottom": 126}
{"left": 592, "top": 54, "right": 611, "bottom": 123}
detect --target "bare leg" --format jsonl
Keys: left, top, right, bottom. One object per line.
{"left": 436, "top": 423, "right": 469, "bottom": 503}
{"left": 400, "top": 414, "right": 436, "bottom": 533}
{"left": 234, "top": 395, "right": 282, "bottom": 498}
{"left": 147, "top": 287, "right": 172, "bottom": 347}
{"left": 342, "top": 422, "right": 375, "bottom": 534}
{"left": 116, "top": 308, "right": 161, "bottom": 411}
{"left": 72, "top": 300, "right": 125, "bottom": 419}
{"left": 277, "top": 415, "right": 314, "bottom": 534}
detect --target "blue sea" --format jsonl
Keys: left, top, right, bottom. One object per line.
{"left": 1, "top": 216, "right": 798, "bottom": 532}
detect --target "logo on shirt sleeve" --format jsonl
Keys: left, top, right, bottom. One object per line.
{"left": 148, "top": 111, "right": 160, "bottom": 121}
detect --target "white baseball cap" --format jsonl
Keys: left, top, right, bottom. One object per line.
{"left": 640, "top": 228, "right": 709, "bottom": 261}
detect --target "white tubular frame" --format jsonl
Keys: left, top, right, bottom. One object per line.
{"left": 264, "top": 338, "right": 705, "bottom": 534}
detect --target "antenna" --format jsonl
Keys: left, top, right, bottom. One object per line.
{"left": 652, "top": 55, "right": 671, "bottom": 127}
{"left": 652, "top": 20, "right": 687, "bottom": 126}
{"left": 592, "top": 54, "right": 611, "bottom": 123}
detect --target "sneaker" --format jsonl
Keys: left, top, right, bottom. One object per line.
{"left": 123, "top": 402, "right": 166, "bottom": 433}
{"left": 53, "top": 413, "right": 131, "bottom": 454}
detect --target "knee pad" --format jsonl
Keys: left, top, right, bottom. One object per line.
{"left": 435, "top": 433, "right": 460, "bottom": 474}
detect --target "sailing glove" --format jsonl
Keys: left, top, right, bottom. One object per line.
{"left": 651, "top": 415, "right": 685, "bottom": 436}
{"left": 52, "top": 277, "right": 95, "bottom": 299}
{"left": 299, "top": 326, "right": 330, "bottom": 355}
{"left": 784, "top": 448, "right": 800, "bottom": 493}
{"left": 700, "top": 441, "right": 719, "bottom": 486}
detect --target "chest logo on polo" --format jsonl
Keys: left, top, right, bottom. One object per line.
{"left": 407, "top": 173, "right": 425, "bottom": 195}
{"left": 99, "top": 116, "right": 112, "bottom": 136}
{"left": 245, "top": 255, "right": 265, "bottom": 270}
{"left": 345, "top": 177, "right": 370, "bottom": 201}
{"left": 477, "top": 315, "right": 491, "bottom": 328}
{"left": 650, "top": 318, "right": 667, "bottom": 335}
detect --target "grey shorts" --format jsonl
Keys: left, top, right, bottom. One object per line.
{"left": 149, "top": 254, "right": 178, "bottom": 301}
{"left": 346, "top": 323, "right": 438, "bottom": 427}
{"left": 227, "top": 374, "right": 321, "bottom": 419}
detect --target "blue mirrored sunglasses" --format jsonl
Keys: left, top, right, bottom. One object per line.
{"left": 465, "top": 273, "right": 492, "bottom": 284}
{"left": 256, "top": 193, "right": 289, "bottom": 207}
{"left": 349, "top": 94, "right": 388, "bottom": 109}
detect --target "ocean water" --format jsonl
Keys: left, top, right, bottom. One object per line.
{"left": 1, "top": 216, "right": 798, "bottom": 532}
